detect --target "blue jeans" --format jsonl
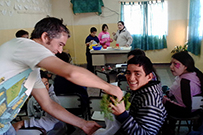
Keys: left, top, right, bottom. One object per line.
{"left": 0, "top": 125, "right": 16, "bottom": 135}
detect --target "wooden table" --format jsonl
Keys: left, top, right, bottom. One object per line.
{"left": 90, "top": 47, "right": 131, "bottom": 66}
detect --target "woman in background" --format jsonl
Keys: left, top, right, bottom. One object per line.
{"left": 112, "top": 21, "right": 133, "bottom": 47}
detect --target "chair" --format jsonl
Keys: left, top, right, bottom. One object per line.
{"left": 88, "top": 96, "right": 106, "bottom": 127}
{"left": 56, "top": 93, "right": 87, "bottom": 119}
{"left": 118, "top": 79, "right": 129, "bottom": 92}
{"left": 95, "top": 70, "right": 110, "bottom": 96}
{"left": 17, "top": 127, "right": 46, "bottom": 135}
{"left": 168, "top": 96, "right": 203, "bottom": 133}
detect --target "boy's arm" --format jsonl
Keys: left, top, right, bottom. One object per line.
{"left": 37, "top": 56, "right": 123, "bottom": 100}
{"left": 23, "top": 116, "right": 59, "bottom": 132}
{"left": 115, "top": 106, "right": 164, "bottom": 135}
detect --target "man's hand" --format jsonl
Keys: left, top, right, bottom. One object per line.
{"left": 106, "top": 85, "right": 123, "bottom": 101}
{"left": 12, "top": 121, "right": 24, "bottom": 131}
{"left": 112, "top": 32, "right": 116, "bottom": 36}
{"left": 81, "top": 121, "right": 102, "bottom": 135}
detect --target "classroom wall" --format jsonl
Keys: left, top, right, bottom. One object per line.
{"left": 0, "top": 0, "right": 202, "bottom": 70}
{"left": 0, "top": 0, "right": 52, "bottom": 43}
{"left": 52, "top": 0, "right": 203, "bottom": 69}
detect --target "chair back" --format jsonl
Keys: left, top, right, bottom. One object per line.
{"left": 88, "top": 96, "right": 103, "bottom": 119}
{"left": 192, "top": 96, "right": 203, "bottom": 110}
{"left": 118, "top": 80, "right": 129, "bottom": 91}
{"left": 95, "top": 70, "right": 110, "bottom": 83}
{"left": 17, "top": 127, "right": 46, "bottom": 135}
{"left": 57, "top": 93, "right": 87, "bottom": 119}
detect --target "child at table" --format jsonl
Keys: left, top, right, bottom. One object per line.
{"left": 85, "top": 27, "right": 100, "bottom": 73}
{"left": 110, "top": 55, "right": 167, "bottom": 134}
{"left": 98, "top": 24, "right": 113, "bottom": 47}
{"left": 98, "top": 24, "right": 113, "bottom": 71}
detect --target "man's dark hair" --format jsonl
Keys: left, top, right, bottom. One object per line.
{"left": 90, "top": 27, "right": 97, "bottom": 33}
{"left": 127, "top": 48, "right": 146, "bottom": 58}
{"left": 127, "top": 55, "right": 156, "bottom": 76}
{"left": 15, "top": 30, "right": 29, "bottom": 37}
{"left": 30, "top": 17, "right": 70, "bottom": 40}
{"left": 102, "top": 24, "right": 108, "bottom": 31}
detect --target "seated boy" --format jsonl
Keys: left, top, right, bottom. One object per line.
{"left": 12, "top": 70, "right": 67, "bottom": 134}
{"left": 111, "top": 56, "right": 167, "bottom": 134}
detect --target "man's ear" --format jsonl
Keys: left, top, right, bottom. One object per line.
{"left": 41, "top": 32, "right": 49, "bottom": 43}
{"left": 147, "top": 72, "right": 153, "bottom": 81}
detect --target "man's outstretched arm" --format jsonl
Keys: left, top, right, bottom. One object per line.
{"left": 37, "top": 56, "right": 123, "bottom": 100}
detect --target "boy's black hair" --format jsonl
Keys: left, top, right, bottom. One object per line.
{"left": 102, "top": 24, "right": 108, "bottom": 31}
{"left": 127, "top": 55, "right": 157, "bottom": 77}
{"left": 90, "top": 27, "right": 97, "bottom": 33}
{"left": 56, "top": 52, "right": 72, "bottom": 63}
{"left": 31, "top": 17, "right": 70, "bottom": 40}
{"left": 15, "top": 30, "right": 29, "bottom": 37}
{"left": 40, "top": 70, "right": 48, "bottom": 79}
{"left": 127, "top": 48, "right": 146, "bottom": 58}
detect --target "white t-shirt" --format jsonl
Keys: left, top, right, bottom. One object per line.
{"left": 0, "top": 38, "right": 54, "bottom": 133}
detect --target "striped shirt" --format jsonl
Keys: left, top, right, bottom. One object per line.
{"left": 115, "top": 81, "right": 167, "bottom": 135}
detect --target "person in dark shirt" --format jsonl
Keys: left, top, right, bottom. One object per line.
{"left": 85, "top": 27, "right": 99, "bottom": 73}
{"left": 54, "top": 52, "right": 89, "bottom": 109}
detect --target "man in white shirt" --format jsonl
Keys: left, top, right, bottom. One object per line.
{"left": 0, "top": 17, "right": 123, "bottom": 135}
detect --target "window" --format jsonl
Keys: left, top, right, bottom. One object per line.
{"left": 121, "top": 1, "right": 168, "bottom": 50}
{"left": 121, "top": 1, "right": 167, "bottom": 36}
{"left": 188, "top": 0, "right": 203, "bottom": 55}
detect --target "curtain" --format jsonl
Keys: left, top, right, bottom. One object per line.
{"left": 71, "top": 0, "right": 104, "bottom": 15}
{"left": 188, "top": 0, "right": 203, "bottom": 55}
{"left": 121, "top": 1, "right": 167, "bottom": 50}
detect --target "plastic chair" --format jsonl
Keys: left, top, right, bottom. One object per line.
{"left": 168, "top": 96, "right": 203, "bottom": 133}
{"left": 95, "top": 70, "right": 110, "bottom": 96}
{"left": 118, "top": 79, "right": 129, "bottom": 92}
{"left": 17, "top": 127, "right": 46, "bottom": 135}
{"left": 57, "top": 93, "right": 87, "bottom": 119}
{"left": 88, "top": 96, "right": 106, "bottom": 127}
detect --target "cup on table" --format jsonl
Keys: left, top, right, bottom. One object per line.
{"left": 116, "top": 43, "right": 119, "bottom": 47}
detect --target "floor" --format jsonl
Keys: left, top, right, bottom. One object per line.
{"left": 71, "top": 64, "right": 191, "bottom": 135}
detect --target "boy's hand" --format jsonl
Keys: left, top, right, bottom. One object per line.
{"left": 12, "top": 121, "right": 24, "bottom": 131}
{"left": 110, "top": 96, "right": 125, "bottom": 116}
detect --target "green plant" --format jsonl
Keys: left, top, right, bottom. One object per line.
{"left": 100, "top": 93, "right": 131, "bottom": 120}
{"left": 171, "top": 42, "right": 188, "bottom": 53}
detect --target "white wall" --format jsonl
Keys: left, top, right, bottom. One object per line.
{"left": 0, "top": 0, "right": 52, "bottom": 30}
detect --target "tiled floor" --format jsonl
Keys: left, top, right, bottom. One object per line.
{"left": 71, "top": 64, "right": 191, "bottom": 135}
